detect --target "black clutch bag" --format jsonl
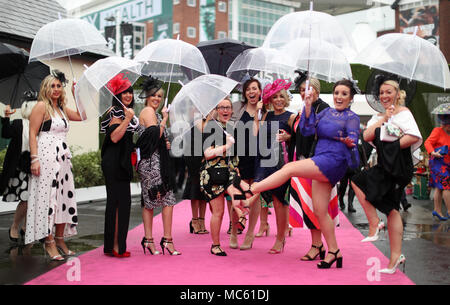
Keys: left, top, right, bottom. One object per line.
{"left": 207, "top": 167, "right": 230, "bottom": 185}
{"left": 148, "top": 183, "right": 169, "bottom": 201}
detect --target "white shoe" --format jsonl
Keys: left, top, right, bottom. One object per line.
{"left": 361, "top": 220, "right": 385, "bottom": 242}
{"left": 379, "top": 254, "right": 406, "bottom": 274}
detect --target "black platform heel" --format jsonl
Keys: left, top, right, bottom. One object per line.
{"left": 210, "top": 244, "right": 227, "bottom": 256}
{"left": 317, "top": 249, "right": 343, "bottom": 269}
{"left": 301, "top": 244, "right": 326, "bottom": 261}
{"left": 189, "top": 218, "right": 200, "bottom": 234}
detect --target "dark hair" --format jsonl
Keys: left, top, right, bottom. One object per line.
{"left": 294, "top": 70, "right": 308, "bottom": 90}
{"left": 333, "top": 79, "right": 358, "bottom": 98}
{"left": 242, "top": 78, "right": 261, "bottom": 103}
{"left": 112, "top": 85, "right": 134, "bottom": 109}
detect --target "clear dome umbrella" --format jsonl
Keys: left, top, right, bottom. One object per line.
{"left": 353, "top": 31, "right": 450, "bottom": 89}
{"left": 280, "top": 38, "right": 353, "bottom": 83}
{"left": 262, "top": 9, "right": 356, "bottom": 61}
{"left": 29, "top": 18, "right": 108, "bottom": 79}
{"left": 134, "top": 38, "right": 210, "bottom": 107}
{"left": 74, "top": 56, "right": 142, "bottom": 122}
{"left": 169, "top": 74, "right": 238, "bottom": 140}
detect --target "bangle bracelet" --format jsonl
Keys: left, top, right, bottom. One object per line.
{"left": 30, "top": 154, "right": 39, "bottom": 159}
{"left": 31, "top": 158, "right": 39, "bottom": 164}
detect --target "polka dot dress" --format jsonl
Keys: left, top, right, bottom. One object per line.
{"left": 25, "top": 112, "right": 77, "bottom": 245}
{"left": 2, "top": 170, "right": 29, "bottom": 202}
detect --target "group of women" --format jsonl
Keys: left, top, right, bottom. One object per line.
{"left": 5, "top": 64, "right": 448, "bottom": 275}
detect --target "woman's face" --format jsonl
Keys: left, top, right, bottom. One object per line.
{"left": 271, "top": 91, "right": 286, "bottom": 112}
{"left": 120, "top": 91, "right": 134, "bottom": 107}
{"left": 333, "top": 85, "right": 352, "bottom": 111}
{"left": 50, "top": 79, "right": 63, "bottom": 101}
{"left": 145, "top": 89, "right": 164, "bottom": 109}
{"left": 216, "top": 99, "right": 232, "bottom": 123}
{"left": 299, "top": 83, "right": 318, "bottom": 102}
{"left": 245, "top": 81, "right": 261, "bottom": 105}
{"left": 379, "top": 84, "right": 397, "bottom": 110}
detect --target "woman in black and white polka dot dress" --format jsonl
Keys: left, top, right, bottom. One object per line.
{"left": 26, "top": 71, "right": 84, "bottom": 261}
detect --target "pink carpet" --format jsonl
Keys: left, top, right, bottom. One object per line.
{"left": 25, "top": 200, "right": 414, "bottom": 285}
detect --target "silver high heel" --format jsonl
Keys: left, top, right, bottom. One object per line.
{"left": 55, "top": 236, "right": 76, "bottom": 256}
{"left": 379, "top": 254, "right": 406, "bottom": 274}
{"left": 361, "top": 219, "right": 385, "bottom": 242}
{"left": 43, "top": 240, "right": 65, "bottom": 261}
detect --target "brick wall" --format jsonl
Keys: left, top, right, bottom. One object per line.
{"left": 439, "top": 0, "right": 449, "bottom": 62}
{"left": 173, "top": 0, "right": 200, "bottom": 45}
{"left": 215, "top": 0, "right": 229, "bottom": 39}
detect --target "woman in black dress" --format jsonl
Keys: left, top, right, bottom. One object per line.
{"left": 101, "top": 74, "right": 137, "bottom": 258}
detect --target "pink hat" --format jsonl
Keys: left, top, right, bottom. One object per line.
{"left": 262, "top": 79, "right": 291, "bottom": 104}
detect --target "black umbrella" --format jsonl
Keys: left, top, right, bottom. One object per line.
{"left": 0, "top": 57, "right": 49, "bottom": 108}
{"left": 0, "top": 42, "right": 30, "bottom": 79}
{"left": 197, "top": 38, "right": 256, "bottom": 76}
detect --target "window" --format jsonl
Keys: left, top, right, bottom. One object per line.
{"left": 218, "top": 31, "right": 227, "bottom": 39}
{"left": 187, "top": 26, "right": 196, "bottom": 38}
{"left": 218, "top": 1, "right": 227, "bottom": 13}
{"left": 187, "top": 0, "right": 196, "bottom": 7}
{"left": 173, "top": 23, "right": 180, "bottom": 34}
{"left": 173, "top": 0, "right": 180, "bottom": 4}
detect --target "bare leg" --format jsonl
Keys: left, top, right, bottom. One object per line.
{"left": 10, "top": 201, "right": 27, "bottom": 238}
{"left": 210, "top": 195, "right": 225, "bottom": 248}
{"left": 270, "top": 196, "right": 288, "bottom": 252}
{"left": 252, "top": 159, "right": 328, "bottom": 194}
{"left": 54, "top": 223, "right": 74, "bottom": 255}
{"left": 198, "top": 200, "right": 208, "bottom": 232}
{"left": 241, "top": 179, "right": 260, "bottom": 249}
{"left": 351, "top": 182, "right": 382, "bottom": 236}
{"left": 433, "top": 188, "right": 444, "bottom": 216}
{"left": 256, "top": 206, "right": 269, "bottom": 237}
{"left": 142, "top": 207, "right": 158, "bottom": 253}
{"left": 312, "top": 180, "right": 342, "bottom": 262}
{"left": 190, "top": 199, "right": 201, "bottom": 232}
{"left": 301, "top": 229, "right": 324, "bottom": 260}
{"left": 162, "top": 206, "right": 179, "bottom": 253}
{"left": 443, "top": 190, "right": 450, "bottom": 215}
{"left": 386, "top": 209, "right": 403, "bottom": 268}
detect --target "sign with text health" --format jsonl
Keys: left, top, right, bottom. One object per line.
{"left": 82, "top": 0, "right": 162, "bottom": 30}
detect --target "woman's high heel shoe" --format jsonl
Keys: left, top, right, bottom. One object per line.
{"left": 211, "top": 244, "right": 227, "bottom": 256}
{"left": 232, "top": 177, "right": 254, "bottom": 200}
{"left": 112, "top": 250, "right": 131, "bottom": 258}
{"left": 198, "top": 218, "right": 209, "bottom": 234}
{"left": 240, "top": 234, "right": 255, "bottom": 250}
{"left": 317, "top": 249, "right": 342, "bottom": 269}
{"left": 43, "top": 240, "right": 65, "bottom": 261}
{"left": 255, "top": 223, "right": 270, "bottom": 237}
{"left": 379, "top": 254, "right": 406, "bottom": 274}
{"left": 141, "top": 237, "right": 160, "bottom": 255}
{"left": 160, "top": 237, "right": 181, "bottom": 256}
{"left": 189, "top": 218, "right": 201, "bottom": 234}
{"left": 268, "top": 239, "right": 285, "bottom": 254}
{"left": 55, "top": 236, "right": 76, "bottom": 256}
{"left": 361, "top": 219, "right": 385, "bottom": 242}
{"left": 432, "top": 211, "right": 448, "bottom": 221}
{"left": 301, "top": 244, "right": 326, "bottom": 261}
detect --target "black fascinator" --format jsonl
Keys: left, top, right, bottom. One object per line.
{"left": 51, "top": 69, "right": 68, "bottom": 87}
{"left": 294, "top": 69, "right": 308, "bottom": 90}
{"left": 139, "top": 76, "right": 163, "bottom": 99}
{"left": 365, "top": 70, "right": 416, "bottom": 113}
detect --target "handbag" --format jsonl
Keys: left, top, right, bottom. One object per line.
{"left": 380, "top": 122, "right": 403, "bottom": 142}
{"left": 206, "top": 166, "right": 230, "bottom": 185}
{"left": 148, "top": 183, "right": 169, "bottom": 201}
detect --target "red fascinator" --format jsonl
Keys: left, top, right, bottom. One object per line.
{"left": 107, "top": 73, "right": 132, "bottom": 96}
{"left": 262, "top": 79, "right": 292, "bottom": 104}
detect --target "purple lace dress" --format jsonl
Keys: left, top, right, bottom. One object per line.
{"left": 300, "top": 107, "right": 360, "bottom": 186}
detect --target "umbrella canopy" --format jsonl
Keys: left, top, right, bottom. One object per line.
{"left": 29, "top": 18, "right": 107, "bottom": 62}
{"left": 353, "top": 32, "right": 450, "bottom": 89}
{"left": 74, "top": 56, "right": 142, "bottom": 121}
{"left": 431, "top": 103, "right": 450, "bottom": 115}
{"left": 197, "top": 38, "right": 256, "bottom": 76}
{"left": 0, "top": 61, "right": 49, "bottom": 108}
{"left": 169, "top": 74, "right": 238, "bottom": 138}
{"left": 134, "top": 38, "right": 209, "bottom": 83}
{"left": 226, "top": 47, "right": 295, "bottom": 84}
{"left": 0, "top": 42, "right": 30, "bottom": 79}
{"left": 280, "top": 38, "right": 353, "bottom": 83}
{"left": 262, "top": 10, "right": 356, "bottom": 60}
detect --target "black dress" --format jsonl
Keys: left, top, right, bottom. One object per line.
{"left": 351, "top": 128, "right": 414, "bottom": 215}
{"left": 101, "top": 108, "right": 135, "bottom": 255}
{"left": 182, "top": 125, "right": 206, "bottom": 201}
{"left": 234, "top": 111, "right": 257, "bottom": 181}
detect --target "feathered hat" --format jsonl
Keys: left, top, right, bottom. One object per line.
{"left": 107, "top": 73, "right": 132, "bottom": 96}
{"left": 139, "top": 76, "right": 162, "bottom": 99}
{"left": 262, "top": 79, "right": 291, "bottom": 104}
{"left": 51, "top": 69, "right": 68, "bottom": 87}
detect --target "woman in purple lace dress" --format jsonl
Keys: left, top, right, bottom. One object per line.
{"left": 248, "top": 79, "right": 360, "bottom": 269}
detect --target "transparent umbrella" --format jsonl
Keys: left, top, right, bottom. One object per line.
{"left": 29, "top": 18, "right": 108, "bottom": 78}
{"left": 262, "top": 10, "right": 356, "bottom": 60}
{"left": 280, "top": 38, "right": 353, "bottom": 83}
{"left": 431, "top": 103, "right": 450, "bottom": 115}
{"left": 74, "top": 56, "right": 142, "bottom": 121}
{"left": 169, "top": 74, "right": 238, "bottom": 139}
{"left": 134, "top": 38, "right": 210, "bottom": 107}
{"left": 353, "top": 32, "right": 450, "bottom": 89}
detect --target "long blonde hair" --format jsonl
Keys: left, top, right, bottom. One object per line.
{"left": 382, "top": 80, "right": 406, "bottom": 106}
{"left": 37, "top": 74, "right": 67, "bottom": 119}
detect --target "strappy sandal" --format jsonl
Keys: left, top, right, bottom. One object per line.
{"left": 301, "top": 244, "right": 326, "bottom": 261}
{"left": 232, "top": 176, "right": 254, "bottom": 200}
{"left": 210, "top": 244, "right": 227, "bottom": 256}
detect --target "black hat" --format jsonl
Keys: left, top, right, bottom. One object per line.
{"left": 139, "top": 76, "right": 162, "bottom": 99}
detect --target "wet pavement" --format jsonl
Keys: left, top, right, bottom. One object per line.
{"left": 0, "top": 191, "right": 448, "bottom": 285}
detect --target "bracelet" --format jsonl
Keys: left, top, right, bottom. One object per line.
{"left": 30, "top": 155, "right": 39, "bottom": 159}
{"left": 31, "top": 158, "right": 39, "bottom": 164}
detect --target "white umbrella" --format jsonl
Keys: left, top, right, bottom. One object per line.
{"left": 74, "top": 56, "right": 142, "bottom": 121}
{"left": 280, "top": 38, "right": 353, "bottom": 83}
{"left": 353, "top": 32, "right": 450, "bottom": 89}
{"left": 169, "top": 74, "right": 237, "bottom": 139}
{"left": 262, "top": 10, "right": 356, "bottom": 60}
{"left": 134, "top": 38, "right": 210, "bottom": 107}
{"left": 29, "top": 18, "right": 108, "bottom": 78}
